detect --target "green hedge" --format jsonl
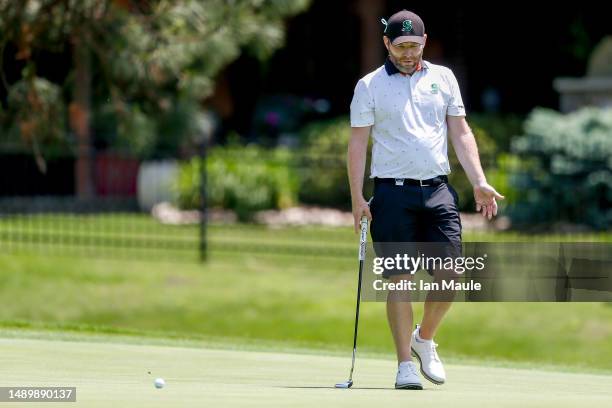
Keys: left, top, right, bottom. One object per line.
{"left": 175, "top": 114, "right": 514, "bottom": 217}
{"left": 177, "top": 145, "right": 299, "bottom": 221}
{"left": 297, "top": 115, "right": 504, "bottom": 212}
{"left": 448, "top": 121, "right": 499, "bottom": 211}
{"left": 297, "top": 117, "right": 372, "bottom": 208}
{"left": 507, "top": 107, "right": 612, "bottom": 230}
{"left": 468, "top": 113, "right": 524, "bottom": 152}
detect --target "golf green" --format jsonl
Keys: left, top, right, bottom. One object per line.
{"left": 1, "top": 333, "right": 610, "bottom": 407}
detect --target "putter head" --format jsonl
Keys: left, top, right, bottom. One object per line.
{"left": 334, "top": 380, "right": 353, "bottom": 388}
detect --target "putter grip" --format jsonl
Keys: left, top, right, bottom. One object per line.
{"left": 359, "top": 216, "right": 368, "bottom": 261}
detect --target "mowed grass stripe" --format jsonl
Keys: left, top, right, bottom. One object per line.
{"left": 0, "top": 334, "right": 610, "bottom": 408}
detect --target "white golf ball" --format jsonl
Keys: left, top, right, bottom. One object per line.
{"left": 154, "top": 378, "right": 165, "bottom": 389}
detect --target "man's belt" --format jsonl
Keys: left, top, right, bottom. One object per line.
{"left": 374, "top": 175, "right": 448, "bottom": 187}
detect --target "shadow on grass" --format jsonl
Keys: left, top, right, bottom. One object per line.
{"left": 277, "top": 385, "right": 389, "bottom": 390}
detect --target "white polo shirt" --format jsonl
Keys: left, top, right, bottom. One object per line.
{"left": 350, "top": 59, "right": 466, "bottom": 180}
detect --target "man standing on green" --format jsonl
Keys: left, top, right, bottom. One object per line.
{"left": 347, "top": 9, "right": 504, "bottom": 389}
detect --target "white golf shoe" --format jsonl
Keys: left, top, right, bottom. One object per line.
{"left": 411, "top": 324, "right": 446, "bottom": 384}
{"left": 394, "top": 361, "right": 423, "bottom": 390}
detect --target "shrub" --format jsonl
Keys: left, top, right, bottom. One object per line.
{"left": 468, "top": 113, "right": 524, "bottom": 152}
{"left": 297, "top": 117, "right": 372, "bottom": 208}
{"left": 448, "top": 121, "right": 499, "bottom": 211}
{"left": 298, "top": 116, "right": 501, "bottom": 212}
{"left": 507, "top": 107, "right": 612, "bottom": 230}
{"left": 177, "top": 145, "right": 299, "bottom": 221}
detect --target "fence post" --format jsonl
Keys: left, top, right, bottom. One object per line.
{"left": 199, "top": 141, "right": 208, "bottom": 262}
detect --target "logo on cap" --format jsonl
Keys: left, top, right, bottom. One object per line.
{"left": 402, "top": 20, "right": 413, "bottom": 32}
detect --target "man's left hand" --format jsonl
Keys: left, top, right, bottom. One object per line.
{"left": 473, "top": 183, "right": 505, "bottom": 220}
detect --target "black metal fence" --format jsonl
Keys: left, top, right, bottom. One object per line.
{"left": 1, "top": 143, "right": 610, "bottom": 263}
{"left": 0, "top": 143, "right": 206, "bottom": 261}
{"left": 0, "top": 144, "right": 361, "bottom": 261}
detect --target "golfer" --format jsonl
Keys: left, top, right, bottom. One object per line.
{"left": 347, "top": 9, "right": 504, "bottom": 389}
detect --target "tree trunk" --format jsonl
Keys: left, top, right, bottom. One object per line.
{"left": 356, "top": 0, "right": 385, "bottom": 75}
{"left": 70, "top": 31, "right": 94, "bottom": 199}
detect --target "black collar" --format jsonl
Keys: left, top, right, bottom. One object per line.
{"left": 384, "top": 58, "right": 400, "bottom": 75}
{"left": 384, "top": 58, "right": 427, "bottom": 76}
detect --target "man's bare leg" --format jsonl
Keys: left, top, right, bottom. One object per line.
{"left": 419, "top": 301, "right": 452, "bottom": 340}
{"left": 386, "top": 274, "right": 414, "bottom": 362}
{"left": 419, "top": 268, "right": 456, "bottom": 339}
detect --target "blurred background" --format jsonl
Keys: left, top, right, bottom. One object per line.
{"left": 0, "top": 0, "right": 610, "bottom": 371}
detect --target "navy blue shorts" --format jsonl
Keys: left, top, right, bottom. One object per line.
{"left": 369, "top": 176, "right": 462, "bottom": 279}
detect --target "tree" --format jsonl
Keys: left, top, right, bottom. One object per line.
{"left": 0, "top": 0, "right": 310, "bottom": 197}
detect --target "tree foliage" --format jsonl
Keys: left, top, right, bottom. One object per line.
{"left": 0, "top": 0, "right": 310, "bottom": 157}
{"left": 509, "top": 107, "right": 612, "bottom": 229}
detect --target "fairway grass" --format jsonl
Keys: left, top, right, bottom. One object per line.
{"left": 1, "top": 330, "right": 610, "bottom": 408}
{"left": 1, "top": 250, "right": 612, "bottom": 372}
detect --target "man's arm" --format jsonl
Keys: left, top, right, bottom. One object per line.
{"left": 447, "top": 115, "right": 504, "bottom": 219}
{"left": 347, "top": 126, "right": 373, "bottom": 233}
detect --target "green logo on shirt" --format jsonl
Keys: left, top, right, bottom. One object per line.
{"left": 402, "top": 20, "right": 413, "bottom": 32}
{"left": 431, "top": 83, "right": 439, "bottom": 94}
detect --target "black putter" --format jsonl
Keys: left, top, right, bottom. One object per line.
{"left": 335, "top": 215, "right": 368, "bottom": 388}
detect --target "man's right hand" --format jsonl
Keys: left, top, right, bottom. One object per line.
{"left": 351, "top": 197, "right": 372, "bottom": 233}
